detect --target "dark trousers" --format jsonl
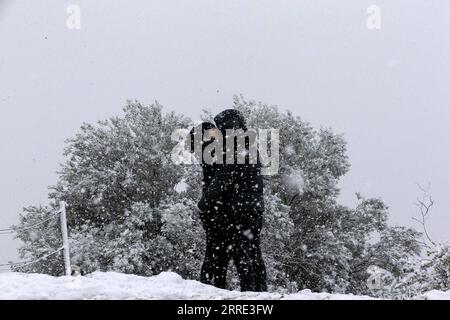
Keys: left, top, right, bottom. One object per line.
{"left": 200, "top": 211, "right": 267, "bottom": 292}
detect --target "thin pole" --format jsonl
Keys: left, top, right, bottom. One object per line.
{"left": 59, "top": 201, "right": 71, "bottom": 276}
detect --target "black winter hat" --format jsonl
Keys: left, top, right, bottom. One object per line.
{"left": 213, "top": 109, "right": 247, "bottom": 133}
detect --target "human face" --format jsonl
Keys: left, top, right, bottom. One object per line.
{"left": 204, "top": 128, "right": 222, "bottom": 142}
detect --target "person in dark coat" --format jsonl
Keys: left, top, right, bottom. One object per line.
{"left": 189, "top": 122, "right": 232, "bottom": 287}
{"left": 198, "top": 109, "right": 267, "bottom": 292}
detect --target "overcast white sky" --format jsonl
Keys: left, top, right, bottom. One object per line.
{"left": 0, "top": 0, "right": 449, "bottom": 263}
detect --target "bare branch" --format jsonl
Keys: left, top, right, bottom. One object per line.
{"left": 412, "top": 183, "right": 435, "bottom": 246}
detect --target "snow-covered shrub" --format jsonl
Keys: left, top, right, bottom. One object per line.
{"left": 261, "top": 190, "right": 296, "bottom": 291}
{"left": 14, "top": 204, "right": 65, "bottom": 275}
{"left": 395, "top": 244, "right": 450, "bottom": 298}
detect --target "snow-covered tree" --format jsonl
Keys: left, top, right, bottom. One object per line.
{"left": 15, "top": 101, "right": 199, "bottom": 277}
{"left": 15, "top": 96, "right": 423, "bottom": 298}
{"left": 231, "top": 95, "right": 421, "bottom": 294}
{"left": 393, "top": 188, "right": 450, "bottom": 297}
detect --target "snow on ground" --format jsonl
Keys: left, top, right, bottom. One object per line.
{"left": 419, "top": 290, "right": 450, "bottom": 300}
{"left": 0, "top": 271, "right": 372, "bottom": 300}
{"left": 0, "top": 271, "right": 448, "bottom": 300}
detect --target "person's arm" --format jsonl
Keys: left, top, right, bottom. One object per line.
{"left": 198, "top": 164, "right": 234, "bottom": 212}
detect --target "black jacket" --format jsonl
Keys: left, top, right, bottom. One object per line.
{"left": 189, "top": 122, "right": 216, "bottom": 191}
{"left": 190, "top": 122, "right": 232, "bottom": 230}
{"left": 198, "top": 109, "right": 264, "bottom": 214}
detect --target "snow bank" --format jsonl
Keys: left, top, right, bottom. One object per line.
{"left": 419, "top": 290, "right": 450, "bottom": 300}
{"left": 0, "top": 271, "right": 372, "bottom": 300}
{"left": 0, "top": 271, "right": 448, "bottom": 300}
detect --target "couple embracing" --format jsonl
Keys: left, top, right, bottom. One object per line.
{"left": 189, "top": 109, "right": 267, "bottom": 292}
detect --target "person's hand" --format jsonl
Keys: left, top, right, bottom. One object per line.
{"left": 197, "top": 197, "right": 206, "bottom": 213}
